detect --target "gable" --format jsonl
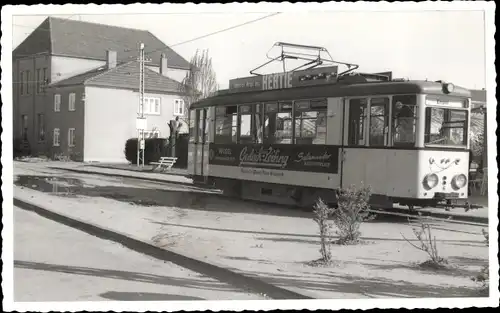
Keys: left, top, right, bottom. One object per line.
{"left": 13, "top": 18, "right": 52, "bottom": 58}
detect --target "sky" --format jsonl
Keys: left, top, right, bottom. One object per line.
{"left": 11, "top": 8, "right": 487, "bottom": 90}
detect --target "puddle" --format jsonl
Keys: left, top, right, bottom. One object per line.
{"left": 14, "top": 175, "right": 162, "bottom": 207}
{"left": 14, "top": 175, "right": 80, "bottom": 195}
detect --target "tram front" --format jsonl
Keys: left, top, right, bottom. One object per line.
{"left": 414, "top": 82, "right": 474, "bottom": 209}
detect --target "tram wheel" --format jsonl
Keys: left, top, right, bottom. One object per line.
{"left": 408, "top": 205, "right": 417, "bottom": 213}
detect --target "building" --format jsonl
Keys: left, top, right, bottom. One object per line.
{"left": 45, "top": 51, "right": 188, "bottom": 163}
{"left": 470, "top": 89, "right": 487, "bottom": 169}
{"left": 13, "top": 17, "right": 191, "bottom": 160}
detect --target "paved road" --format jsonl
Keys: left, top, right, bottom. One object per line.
{"left": 14, "top": 207, "right": 265, "bottom": 301}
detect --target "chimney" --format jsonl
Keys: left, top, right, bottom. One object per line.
{"left": 160, "top": 53, "right": 168, "bottom": 76}
{"left": 106, "top": 50, "right": 117, "bottom": 69}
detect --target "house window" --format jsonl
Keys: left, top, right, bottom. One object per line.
{"left": 143, "top": 130, "right": 161, "bottom": 138}
{"left": 139, "top": 97, "right": 161, "bottom": 115}
{"left": 53, "top": 128, "right": 60, "bottom": 146}
{"left": 54, "top": 94, "right": 61, "bottom": 112}
{"left": 26, "top": 70, "right": 31, "bottom": 95}
{"left": 37, "top": 114, "right": 45, "bottom": 142}
{"left": 174, "top": 99, "right": 185, "bottom": 116}
{"left": 21, "top": 115, "right": 28, "bottom": 141}
{"left": 68, "top": 128, "right": 76, "bottom": 147}
{"left": 42, "top": 68, "right": 48, "bottom": 93}
{"left": 69, "top": 93, "right": 76, "bottom": 111}
{"left": 20, "top": 71, "right": 24, "bottom": 95}
{"left": 36, "top": 69, "right": 41, "bottom": 93}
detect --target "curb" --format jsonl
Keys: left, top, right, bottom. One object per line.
{"left": 47, "top": 167, "right": 488, "bottom": 225}
{"left": 88, "top": 165, "right": 189, "bottom": 178}
{"left": 48, "top": 167, "right": 202, "bottom": 189}
{"left": 14, "top": 197, "right": 313, "bottom": 300}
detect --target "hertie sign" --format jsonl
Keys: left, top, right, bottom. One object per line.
{"left": 228, "top": 66, "right": 339, "bottom": 93}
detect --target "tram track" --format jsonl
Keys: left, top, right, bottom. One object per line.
{"left": 43, "top": 166, "right": 488, "bottom": 229}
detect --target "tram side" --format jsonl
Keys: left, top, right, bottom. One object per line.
{"left": 188, "top": 80, "right": 473, "bottom": 210}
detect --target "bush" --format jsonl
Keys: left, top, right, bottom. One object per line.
{"left": 401, "top": 222, "right": 447, "bottom": 268}
{"left": 332, "top": 184, "right": 374, "bottom": 245}
{"left": 124, "top": 138, "right": 168, "bottom": 165}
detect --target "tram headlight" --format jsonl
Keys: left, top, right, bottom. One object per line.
{"left": 443, "top": 82, "right": 455, "bottom": 94}
{"left": 423, "top": 173, "right": 439, "bottom": 190}
{"left": 451, "top": 174, "right": 468, "bottom": 190}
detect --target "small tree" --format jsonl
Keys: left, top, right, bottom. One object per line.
{"left": 332, "top": 184, "right": 374, "bottom": 245}
{"left": 401, "top": 222, "right": 447, "bottom": 268}
{"left": 313, "top": 198, "right": 334, "bottom": 263}
{"left": 178, "top": 49, "right": 218, "bottom": 126}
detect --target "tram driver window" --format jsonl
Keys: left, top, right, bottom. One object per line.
{"left": 214, "top": 105, "right": 237, "bottom": 144}
{"left": 424, "top": 106, "right": 468, "bottom": 146}
{"left": 392, "top": 95, "right": 417, "bottom": 146}
{"left": 294, "top": 99, "right": 327, "bottom": 145}
{"left": 369, "top": 97, "right": 389, "bottom": 146}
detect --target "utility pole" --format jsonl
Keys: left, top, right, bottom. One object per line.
{"left": 136, "top": 43, "right": 146, "bottom": 167}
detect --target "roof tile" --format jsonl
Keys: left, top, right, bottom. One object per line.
{"left": 50, "top": 61, "right": 184, "bottom": 94}
{"left": 14, "top": 17, "right": 190, "bottom": 70}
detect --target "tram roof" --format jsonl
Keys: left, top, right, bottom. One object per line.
{"left": 190, "top": 80, "right": 472, "bottom": 109}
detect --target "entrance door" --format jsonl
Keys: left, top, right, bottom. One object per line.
{"left": 193, "top": 108, "right": 209, "bottom": 181}
{"left": 341, "top": 98, "right": 368, "bottom": 188}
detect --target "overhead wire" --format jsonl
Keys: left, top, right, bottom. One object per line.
{"left": 12, "top": 12, "right": 282, "bottom": 84}
{"left": 124, "top": 12, "right": 282, "bottom": 60}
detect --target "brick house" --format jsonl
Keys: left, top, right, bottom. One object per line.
{"left": 13, "top": 17, "right": 191, "bottom": 161}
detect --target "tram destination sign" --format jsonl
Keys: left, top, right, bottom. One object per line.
{"left": 208, "top": 143, "right": 339, "bottom": 174}
{"left": 228, "top": 66, "right": 339, "bottom": 92}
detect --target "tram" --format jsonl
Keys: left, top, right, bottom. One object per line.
{"left": 187, "top": 42, "right": 475, "bottom": 211}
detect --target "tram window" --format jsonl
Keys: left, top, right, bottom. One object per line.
{"left": 197, "top": 110, "right": 204, "bottom": 143}
{"left": 239, "top": 104, "right": 253, "bottom": 144}
{"left": 253, "top": 104, "right": 263, "bottom": 144}
{"left": 204, "top": 108, "right": 210, "bottom": 143}
{"left": 369, "top": 97, "right": 389, "bottom": 146}
{"left": 392, "top": 95, "right": 417, "bottom": 146}
{"left": 424, "top": 107, "right": 468, "bottom": 146}
{"left": 263, "top": 102, "right": 292, "bottom": 144}
{"left": 294, "top": 100, "right": 327, "bottom": 145}
{"left": 188, "top": 110, "right": 196, "bottom": 143}
{"left": 214, "top": 105, "right": 238, "bottom": 144}
{"left": 348, "top": 98, "right": 368, "bottom": 145}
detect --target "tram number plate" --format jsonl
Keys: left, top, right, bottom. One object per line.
{"left": 434, "top": 192, "right": 459, "bottom": 199}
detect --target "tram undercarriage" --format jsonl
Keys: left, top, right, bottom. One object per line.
{"left": 192, "top": 175, "right": 480, "bottom": 212}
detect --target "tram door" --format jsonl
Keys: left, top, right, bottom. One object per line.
{"left": 192, "top": 108, "right": 210, "bottom": 180}
{"left": 341, "top": 98, "right": 368, "bottom": 188}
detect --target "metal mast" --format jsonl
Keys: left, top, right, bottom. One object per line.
{"left": 137, "top": 43, "right": 146, "bottom": 167}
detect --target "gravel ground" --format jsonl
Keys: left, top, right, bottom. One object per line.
{"left": 14, "top": 206, "right": 265, "bottom": 301}
{"left": 13, "top": 161, "right": 490, "bottom": 299}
